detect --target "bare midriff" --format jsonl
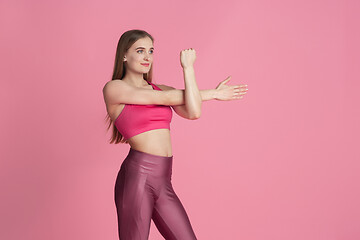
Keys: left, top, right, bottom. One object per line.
{"left": 127, "top": 129, "right": 173, "bottom": 157}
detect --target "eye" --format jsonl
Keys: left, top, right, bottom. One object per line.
{"left": 137, "top": 49, "right": 154, "bottom": 54}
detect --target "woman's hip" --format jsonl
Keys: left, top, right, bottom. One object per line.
{"left": 121, "top": 147, "right": 173, "bottom": 178}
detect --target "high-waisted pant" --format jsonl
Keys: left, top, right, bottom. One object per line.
{"left": 114, "top": 148, "right": 197, "bottom": 240}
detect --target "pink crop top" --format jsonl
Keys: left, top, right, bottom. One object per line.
{"left": 114, "top": 80, "right": 173, "bottom": 140}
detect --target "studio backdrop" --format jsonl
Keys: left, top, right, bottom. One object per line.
{"left": 1, "top": 0, "right": 359, "bottom": 239}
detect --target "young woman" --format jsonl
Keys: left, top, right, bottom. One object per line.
{"left": 102, "top": 29, "right": 248, "bottom": 240}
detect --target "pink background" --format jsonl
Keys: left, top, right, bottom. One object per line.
{"left": 1, "top": 0, "right": 359, "bottom": 239}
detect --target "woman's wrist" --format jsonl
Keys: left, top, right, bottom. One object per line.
{"left": 182, "top": 65, "right": 194, "bottom": 71}
{"left": 199, "top": 89, "right": 218, "bottom": 101}
{"left": 212, "top": 88, "right": 218, "bottom": 100}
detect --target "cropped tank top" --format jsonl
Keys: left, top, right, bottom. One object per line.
{"left": 114, "top": 80, "right": 173, "bottom": 140}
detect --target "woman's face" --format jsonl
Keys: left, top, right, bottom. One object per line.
{"left": 124, "top": 36, "right": 154, "bottom": 74}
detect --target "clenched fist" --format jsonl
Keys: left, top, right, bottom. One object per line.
{"left": 180, "top": 48, "right": 196, "bottom": 69}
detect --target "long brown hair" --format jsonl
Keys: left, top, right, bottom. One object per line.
{"left": 105, "top": 29, "right": 154, "bottom": 144}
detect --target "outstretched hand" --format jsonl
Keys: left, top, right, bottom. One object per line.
{"left": 214, "top": 76, "right": 248, "bottom": 101}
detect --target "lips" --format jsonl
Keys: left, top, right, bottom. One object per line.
{"left": 141, "top": 63, "right": 150, "bottom": 67}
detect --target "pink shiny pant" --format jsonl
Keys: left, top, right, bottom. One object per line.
{"left": 114, "top": 148, "right": 197, "bottom": 240}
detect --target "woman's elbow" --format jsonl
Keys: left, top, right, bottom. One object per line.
{"left": 189, "top": 111, "right": 201, "bottom": 120}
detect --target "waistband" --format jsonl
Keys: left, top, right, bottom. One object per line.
{"left": 128, "top": 147, "right": 173, "bottom": 159}
{"left": 123, "top": 148, "right": 173, "bottom": 177}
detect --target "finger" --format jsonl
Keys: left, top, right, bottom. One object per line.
{"left": 218, "top": 77, "right": 231, "bottom": 87}
{"left": 222, "top": 79, "right": 231, "bottom": 85}
{"left": 232, "top": 84, "right": 246, "bottom": 88}
{"left": 222, "top": 76, "right": 231, "bottom": 83}
{"left": 233, "top": 95, "right": 243, "bottom": 99}
{"left": 234, "top": 92, "right": 246, "bottom": 96}
{"left": 236, "top": 85, "right": 247, "bottom": 89}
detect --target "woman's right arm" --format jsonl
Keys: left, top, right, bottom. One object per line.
{"left": 103, "top": 79, "right": 220, "bottom": 106}
{"left": 102, "top": 80, "right": 172, "bottom": 105}
{"left": 103, "top": 79, "right": 247, "bottom": 106}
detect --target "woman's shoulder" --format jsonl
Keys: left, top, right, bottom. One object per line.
{"left": 103, "top": 79, "right": 123, "bottom": 88}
